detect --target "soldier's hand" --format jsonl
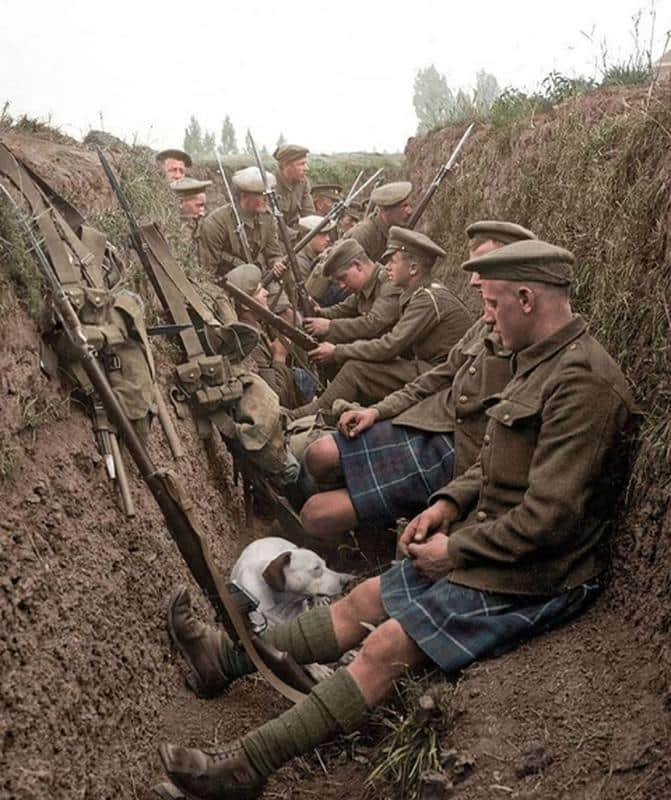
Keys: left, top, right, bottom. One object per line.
{"left": 407, "top": 533, "right": 455, "bottom": 582}
{"left": 271, "top": 261, "right": 288, "bottom": 279}
{"left": 304, "top": 317, "right": 331, "bottom": 337}
{"left": 338, "top": 408, "right": 380, "bottom": 438}
{"left": 269, "top": 338, "right": 289, "bottom": 363}
{"left": 309, "top": 342, "right": 336, "bottom": 363}
{"left": 399, "top": 499, "right": 459, "bottom": 557}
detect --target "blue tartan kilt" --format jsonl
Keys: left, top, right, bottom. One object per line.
{"left": 381, "top": 558, "right": 601, "bottom": 673}
{"left": 334, "top": 421, "right": 455, "bottom": 526}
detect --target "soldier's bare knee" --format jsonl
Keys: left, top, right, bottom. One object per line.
{"left": 304, "top": 435, "right": 339, "bottom": 479}
{"left": 357, "top": 619, "right": 413, "bottom": 675}
{"left": 300, "top": 495, "right": 328, "bottom": 535}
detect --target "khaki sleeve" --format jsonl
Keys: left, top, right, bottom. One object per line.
{"left": 319, "top": 292, "right": 360, "bottom": 320}
{"left": 331, "top": 291, "right": 436, "bottom": 363}
{"left": 327, "top": 282, "right": 401, "bottom": 344}
{"left": 301, "top": 181, "right": 316, "bottom": 216}
{"left": 263, "top": 216, "right": 284, "bottom": 267}
{"left": 443, "top": 372, "right": 627, "bottom": 569}
{"left": 430, "top": 458, "right": 482, "bottom": 517}
{"left": 198, "top": 213, "right": 242, "bottom": 273}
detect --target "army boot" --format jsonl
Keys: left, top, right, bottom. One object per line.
{"left": 167, "top": 585, "right": 252, "bottom": 697}
{"left": 160, "top": 740, "right": 265, "bottom": 800}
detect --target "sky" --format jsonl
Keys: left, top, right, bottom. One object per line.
{"left": 1, "top": 0, "right": 668, "bottom": 154}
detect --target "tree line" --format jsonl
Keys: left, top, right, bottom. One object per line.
{"left": 183, "top": 115, "right": 287, "bottom": 161}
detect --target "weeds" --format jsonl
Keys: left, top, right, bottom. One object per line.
{"left": 0, "top": 431, "right": 20, "bottom": 480}
{"left": 20, "top": 393, "right": 70, "bottom": 433}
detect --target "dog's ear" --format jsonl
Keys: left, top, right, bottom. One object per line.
{"left": 262, "top": 551, "right": 292, "bottom": 592}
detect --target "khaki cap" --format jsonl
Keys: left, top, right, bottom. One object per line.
{"left": 169, "top": 176, "right": 212, "bottom": 197}
{"left": 370, "top": 181, "right": 412, "bottom": 208}
{"left": 226, "top": 263, "right": 263, "bottom": 295}
{"left": 273, "top": 144, "right": 309, "bottom": 163}
{"left": 156, "top": 148, "right": 192, "bottom": 167}
{"left": 232, "top": 166, "right": 276, "bottom": 193}
{"left": 462, "top": 239, "right": 574, "bottom": 286}
{"left": 299, "top": 214, "right": 336, "bottom": 233}
{"left": 466, "top": 220, "right": 537, "bottom": 245}
{"left": 382, "top": 226, "right": 446, "bottom": 265}
{"left": 311, "top": 184, "right": 343, "bottom": 201}
{"left": 322, "top": 239, "right": 367, "bottom": 278}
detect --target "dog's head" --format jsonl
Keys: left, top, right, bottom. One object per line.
{"left": 262, "top": 548, "right": 354, "bottom": 599}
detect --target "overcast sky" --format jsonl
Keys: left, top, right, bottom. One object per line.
{"left": 1, "top": 0, "right": 668, "bottom": 153}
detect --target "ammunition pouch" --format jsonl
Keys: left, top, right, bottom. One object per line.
{"left": 175, "top": 355, "right": 244, "bottom": 417}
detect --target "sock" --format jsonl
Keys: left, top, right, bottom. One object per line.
{"left": 217, "top": 605, "right": 341, "bottom": 678}
{"left": 241, "top": 667, "right": 368, "bottom": 776}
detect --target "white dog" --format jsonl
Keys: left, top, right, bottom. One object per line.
{"left": 230, "top": 536, "right": 354, "bottom": 628}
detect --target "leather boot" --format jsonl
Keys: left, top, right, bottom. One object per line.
{"left": 159, "top": 741, "right": 265, "bottom": 800}
{"left": 166, "top": 585, "right": 231, "bottom": 697}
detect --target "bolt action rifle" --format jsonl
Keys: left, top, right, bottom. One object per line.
{"left": 406, "top": 122, "right": 475, "bottom": 230}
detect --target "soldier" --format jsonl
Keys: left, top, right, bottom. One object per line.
{"left": 300, "top": 221, "right": 536, "bottom": 537}
{"left": 294, "top": 215, "right": 336, "bottom": 283}
{"left": 160, "top": 239, "right": 634, "bottom": 800}
{"left": 344, "top": 180, "right": 413, "bottom": 261}
{"left": 338, "top": 200, "right": 363, "bottom": 235}
{"left": 302, "top": 239, "right": 401, "bottom": 345}
{"left": 170, "top": 176, "right": 212, "bottom": 220}
{"left": 156, "top": 148, "right": 192, "bottom": 182}
{"left": 272, "top": 144, "right": 315, "bottom": 236}
{"left": 311, "top": 183, "right": 343, "bottom": 216}
{"left": 292, "top": 227, "right": 473, "bottom": 419}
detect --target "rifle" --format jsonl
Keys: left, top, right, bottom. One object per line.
{"left": 222, "top": 277, "right": 319, "bottom": 353}
{"left": 247, "top": 132, "right": 314, "bottom": 318}
{"left": 0, "top": 182, "right": 311, "bottom": 705}
{"left": 293, "top": 167, "right": 385, "bottom": 254}
{"left": 364, "top": 173, "right": 385, "bottom": 219}
{"left": 214, "top": 152, "right": 253, "bottom": 264}
{"left": 407, "top": 122, "right": 475, "bottom": 230}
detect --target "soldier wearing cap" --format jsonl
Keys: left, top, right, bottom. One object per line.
{"left": 344, "top": 180, "right": 413, "bottom": 262}
{"left": 291, "top": 227, "right": 472, "bottom": 418}
{"left": 156, "top": 148, "right": 192, "bottom": 182}
{"left": 159, "top": 236, "right": 634, "bottom": 800}
{"left": 294, "top": 215, "right": 336, "bottom": 283}
{"left": 170, "top": 176, "right": 212, "bottom": 221}
{"left": 301, "top": 220, "right": 535, "bottom": 538}
{"left": 302, "top": 238, "right": 401, "bottom": 346}
{"left": 311, "top": 184, "right": 343, "bottom": 216}
{"left": 338, "top": 200, "right": 363, "bottom": 236}
{"left": 273, "top": 144, "right": 315, "bottom": 236}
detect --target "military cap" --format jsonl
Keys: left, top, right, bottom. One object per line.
{"left": 232, "top": 166, "right": 276, "bottom": 194}
{"left": 466, "top": 220, "right": 537, "bottom": 245}
{"left": 342, "top": 201, "right": 364, "bottom": 221}
{"left": 370, "top": 181, "right": 412, "bottom": 208}
{"left": 311, "top": 184, "right": 343, "bottom": 202}
{"left": 462, "top": 239, "right": 574, "bottom": 286}
{"left": 226, "top": 263, "right": 263, "bottom": 295}
{"left": 169, "top": 176, "right": 212, "bottom": 197}
{"left": 382, "top": 226, "right": 446, "bottom": 265}
{"left": 156, "top": 148, "right": 193, "bottom": 167}
{"left": 322, "top": 239, "right": 367, "bottom": 278}
{"left": 299, "top": 214, "right": 336, "bottom": 234}
{"left": 273, "top": 144, "right": 309, "bottom": 164}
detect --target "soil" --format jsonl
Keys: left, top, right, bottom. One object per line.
{"left": 1, "top": 115, "right": 670, "bottom": 800}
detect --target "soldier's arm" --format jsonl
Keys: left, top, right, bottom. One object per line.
{"left": 326, "top": 282, "right": 401, "bottom": 343}
{"left": 264, "top": 215, "right": 284, "bottom": 267}
{"left": 318, "top": 292, "right": 359, "bottom": 320}
{"left": 438, "top": 370, "right": 628, "bottom": 569}
{"left": 301, "top": 180, "right": 316, "bottom": 216}
{"left": 198, "top": 214, "right": 243, "bottom": 273}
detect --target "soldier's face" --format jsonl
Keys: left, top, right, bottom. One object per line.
{"left": 314, "top": 196, "right": 333, "bottom": 215}
{"left": 180, "top": 193, "right": 207, "bottom": 219}
{"left": 339, "top": 214, "right": 357, "bottom": 233}
{"left": 385, "top": 251, "right": 414, "bottom": 287}
{"left": 335, "top": 262, "right": 366, "bottom": 292}
{"left": 240, "top": 192, "right": 267, "bottom": 214}
{"left": 481, "top": 279, "right": 533, "bottom": 351}
{"left": 283, "top": 158, "right": 308, "bottom": 183}
{"left": 468, "top": 240, "right": 504, "bottom": 304}
{"left": 311, "top": 231, "right": 331, "bottom": 254}
{"left": 163, "top": 158, "right": 186, "bottom": 182}
{"left": 385, "top": 200, "right": 413, "bottom": 226}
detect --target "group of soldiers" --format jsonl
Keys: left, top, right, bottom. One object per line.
{"left": 147, "top": 143, "right": 635, "bottom": 800}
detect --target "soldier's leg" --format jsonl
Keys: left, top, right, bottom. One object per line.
{"left": 300, "top": 489, "right": 357, "bottom": 537}
{"left": 303, "top": 432, "right": 341, "bottom": 481}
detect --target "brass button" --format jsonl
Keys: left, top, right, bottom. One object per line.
{"left": 468, "top": 366, "right": 476, "bottom": 375}
{"left": 209, "top": 367, "right": 214, "bottom": 373}
{"left": 456, "top": 417, "right": 462, "bottom": 424}
{"left": 569, "top": 343, "right": 577, "bottom": 350}
{"left": 476, "top": 510, "right": 487, "bottom": 521}
{"left": 459, "top": 394, "right": 468, "bottom": 403}
{"left": 503, "top": 413, "right": 510, "bottom": 422}
{"left": 483, "top": 434, "right": 490, "bottom": 444}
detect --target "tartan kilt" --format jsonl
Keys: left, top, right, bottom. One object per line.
{"left": 334, "top": 421, "right": 455, "bottom": 525}
{"left": 381, "top": 558, "right": 601, "bottom": 673}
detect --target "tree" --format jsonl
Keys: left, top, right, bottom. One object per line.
{"left": 219, "top": 115, "right": 238, "bottom": 155}
{"left": 244, "top": 130, "right": 254, "bottom": 155}
{"left": 276, "top": 132, "right": 287, "bottom": 149}
{"left": 183, "top": 115, "right": 204, "bottom": 159}
{"left": 473, "top": 70, "right": 500, "bottom": 116}
{"left": 413, "top": 65, "right": 454, "bottom": 134}
{"left": 202, "top": 130, "right": 216, "bottom": 157}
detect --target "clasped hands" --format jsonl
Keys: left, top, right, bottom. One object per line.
{"left": 397, "top": 499, "right": 460, "bottom": 581}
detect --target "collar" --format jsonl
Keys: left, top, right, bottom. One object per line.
{"left": 361, "top": 263, "right": 382, "bottom": 299}
{"left": 399, "top": 274, "right": 433, "bottom": 307}
{"left": 514, "top": 314, "right": 587, "bottom": 376}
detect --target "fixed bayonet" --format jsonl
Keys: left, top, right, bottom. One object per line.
{"left": 214, "top": 152, "right": 253, "bottom": 264}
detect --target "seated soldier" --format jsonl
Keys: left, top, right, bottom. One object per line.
{"left": 294, "top": 214, "right": 337, "bottom": 283}
{"left": 160, "top": 238, "right": 634, "bottom": 799}
{"left": 273, "top": 144, "right": 315, "bottom": 238}
{"left": 300, "top": 220, "right": 535, "bottom": 536}
{"left": 156, "top": 148, "right": 192, "bottom": 182}
{"left": 344, "top": 180, "right": 413, "bottom": 261}
{"left": 311, "top": 183, "right": 343, "bottom": 216}
{"left": 224, "top": 263, "right": 315, "bottom": 409}
{"left": 170, "top": 176, "right": 212, "bottom": 245}
{"left": 291, "top": 227, "right": 473, "bottom": 419}
{"left": 338, "top": 200, "right": 363, "bottom": 236}
{"left": 302, "top": 239, "right": 401, "bottom": 345}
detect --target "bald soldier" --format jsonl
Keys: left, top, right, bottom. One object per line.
{"left": 290, "top": 227, "right": 472, "bottom": 418}
{"left": 156, "top": 148, "right": 192, "bottom": 182}
{"left": 344, "top": 180, "right": 413, "bottom": 261}
{"left": 273, "top": 144, "right": 315, "bottom": 236}
{"left": 303, "top": 239, "right": 401, "bottom": 345}
{"left": 301, "top": 221, "right": 535, "bottom": 538}
{"left": 160, "top": 238, "right": 634, "bottom": 800}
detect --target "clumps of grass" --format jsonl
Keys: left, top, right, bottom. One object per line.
{"left": 366, "top": 674, "right": 471, "bottom": 798}
{"left": 0, "top": 431, "right": 21, "bottom": 480}
{"left": 20, "top": 393, "right": 70, "bottom": 434}
{"left": 0, "top": 196, "right": 45, "bottom": 317}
